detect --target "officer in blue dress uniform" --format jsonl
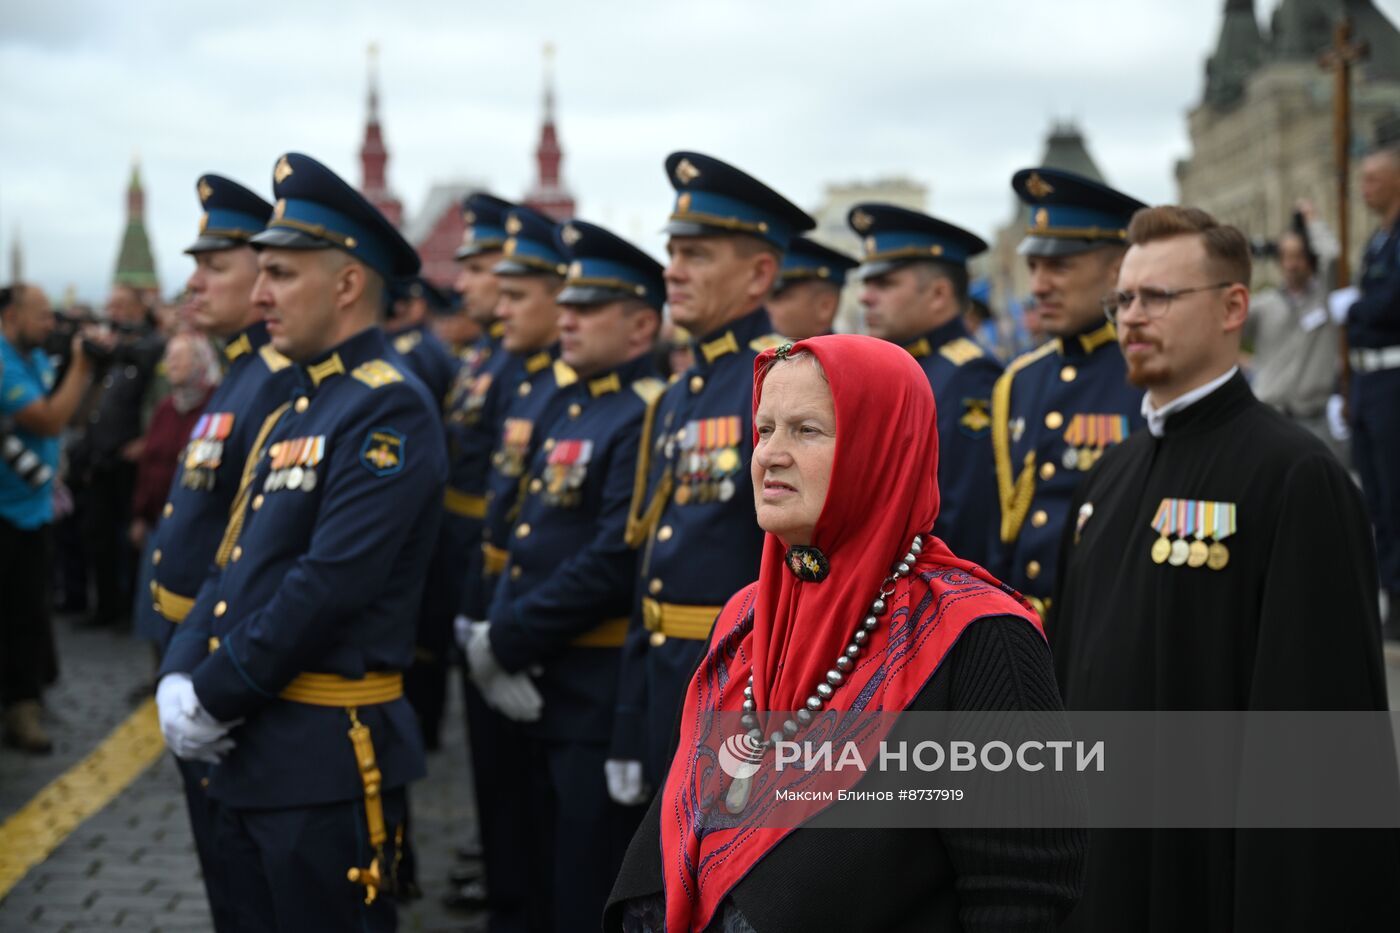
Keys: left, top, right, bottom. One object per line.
{"left": 767, "top": 235, "right": 856, "bottom": 340}
{"left": 389, "top": 275, "right": 461, "bottom": 406}
{"left": 462, "top": 203, "right": 575, "bottom": 932}
{"left": 1348, "top": 145, "right": 1400, "bottom": 639}
{"left": 989, "top": 167, "right": 1147, "bottom": 617}
{"left": 140, "top": 173, "right": 291, "bottom": 933}
{"left": 439, "top": 193, "right": 522, "bottom": 904}
{"left": 610, "top": 152, "right": 808, "bottom": 796}
{"left": 849, "top": 203, "right": 1003, "bottom": 566}
{"left": 156, "top": 152, "right": 446, "bottom": 932}
{"left": 385, "top": 273, "right": 466, "bottom": 751}
{"left": 471, "top": 219, "right": 665, "bottom": 932}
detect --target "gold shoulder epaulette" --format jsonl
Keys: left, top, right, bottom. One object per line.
{"left": 393, "top": 331, "right": 423, "bottom": 355}
{"left": 1006, "top": 340, "right": 1058, "bottom": 379}
{"left": 259, "top": 345, "right": 291, "bottom": 372}
{"left": 553, "top": 358, "right": 579, "bottom": 388}
{"left": 749, "top": 333, "right": 786, "bottom": 353}
{"left": 939, "top": 337, "right": 985, "bottom": 366}
{"left": 351, "top": 359, "right": 405, "bottom": 389}
{"left": 631, "top": 377, "right": 666, "bottom": 405}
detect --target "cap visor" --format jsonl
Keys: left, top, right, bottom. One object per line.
{"left": 184, "top": 235, "right": 249, "bottom": 255}
{"left": 1017, "top": 235, "right": 1108, "bottom": 258}
{"left": 249, "top": 228, "right": 335, "bottom": 251}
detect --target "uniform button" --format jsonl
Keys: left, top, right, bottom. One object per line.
{"left": 231, "top": 546, "right": 243, "bottom": 562}
{"left": 543, "top": 439, "right": 555, "bottom": 452}
{"left": 252, "top": 494, "right": 265, "bottom": 511}
{"left": 294, "top": 397, "right": 309, "bottom": 413}
{"left": 529, "top": 479, "right": 543, "bottom": 494}
{"left": 649, "top": 578, "right": 663, "bottom": 595}
{"left": 1031, "top": 510, "right": 1049, "bottom": 528}
{"left": 689, "top": 375, "right": 704, "bottom": 393}
{"left": 649, "top": 632, "right": 667, "bottom": 647}
{"left": 1026, "top": 561, "right": 1042, "bottom": 580}
{"left": 568, "top": 403, "right": 582, "bottom": 418}
{"left": 1060, "top": 366, "right": 1077, "bottom": 382}
{"left": 515, "top": 523, "right": 531, "bottom": 539}
{"left": 1039, "top": 462, "right": 1056, "bottom": 481}
{"left": 200, "top": 777, "right": 210, "bottom": 789}
{"left": 510, "top": 566, "right": 523, "bottom": 580}
{"left": 163, "top": 503, "right": 174, "bottom": 518}
{"left": 519, "top": 382, "right": 532, "bottom": 396}
{"left": 657, "top": 525, "right": 673, "bottom": 542}
{"left": 1044, "top": 411, "right": 1063, "bottom": 430}
{"left": 152, "top": 549, "right": 162, "bottom": 565}
{"left": 214, "top": 600, "right": 228, "bottom": 617}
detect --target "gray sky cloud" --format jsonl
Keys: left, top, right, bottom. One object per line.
{"left": 2, "top": 0, "right": 1397, "bottom": 303}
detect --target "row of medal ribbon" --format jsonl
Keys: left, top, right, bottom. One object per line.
{"left": 539, "top": 438, "right": 593, "bottom": 507}
{"left": 1061, "top": 415, "right": 1131, "bottom": 472}
{"left": 262, "top": 435, "right": 326, "bottom": 494}
{"left": 667, "top": 416, "right": 743, "bottom": 506}
{"left": 1149, "top": 498, "right": 1237, "bottom": 569}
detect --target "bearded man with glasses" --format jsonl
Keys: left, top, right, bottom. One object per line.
{"left": 1047, "top": 205, "right": 1398, "bottom": 932}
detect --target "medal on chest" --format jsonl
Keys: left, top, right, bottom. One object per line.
{"left": 672, "top": 415, "right": 742, "bottom": 505}
{"left": 1149, "top": 498, "right": 1237, "bottom": 570}
{"left": 181, "top": 412, "right": 235, "bottom": 491}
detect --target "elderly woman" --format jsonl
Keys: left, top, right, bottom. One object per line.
{"left": 606, "top": 334, "right": 1083, "bottom": 932}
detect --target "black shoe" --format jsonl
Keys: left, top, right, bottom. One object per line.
{"left": 448, "top": 862, "right": 483, "bottom": 886}
{"left": 442, "top": 879, "right": 489, "bottom": 913}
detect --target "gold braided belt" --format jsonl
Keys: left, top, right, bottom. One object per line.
{"left": 278, "top": 671, "right": 405, "bottom": 707}
{"left": 443, "top": 487, "right": 487, "bottom": 519}
{"left": 151, "top": 582, "right": 195, "bottom": 624}
{"left": 571, "top": 617, "right": 629, "bottom": 649}
{"left": 482, "top": 543, "right": 509, "bottom": 576}
{"left": 641, "top": 598, "right": 719, "bottom": 643}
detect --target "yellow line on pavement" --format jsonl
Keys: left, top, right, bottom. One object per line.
{"left": 0, "top": 698, "right": 164, "bottom": 899}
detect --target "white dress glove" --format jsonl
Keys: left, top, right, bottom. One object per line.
{"left": 487, "top": 673, "right": 544, "bottom": 722}
{"left": 156, "top": 674, "right": 240, "bottom": 763}
{"left": 1326, "top": 393, "right": 1351, "bottom": 442}
{"left": 605, "top": 759, "right": 650, "bottom": 806}
{"left": 454, "top": 614, "right": 473, "bottom": 655}
{"left": 467, "top": 622, "right": 543, "bottom": 722}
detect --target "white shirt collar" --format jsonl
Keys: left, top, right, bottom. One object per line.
{"left": 1141, "top": 367, "right": 1238, "bottom": 438}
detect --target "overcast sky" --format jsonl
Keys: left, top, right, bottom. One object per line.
{"left": 3, "top": 0, "right": 1398, "bottom": 304}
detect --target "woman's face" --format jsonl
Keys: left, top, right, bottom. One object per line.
{"left": 751, "top": 358, "right": 836, "bottom": 547}
{"left": 163, "top": 337, "right": 199, "bottom": 387}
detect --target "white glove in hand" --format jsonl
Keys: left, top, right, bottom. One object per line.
{"left": 605, "top": 759, "right": 649, "bottom": 806}
{"left": 466, "top": 622, "right": 504, "bottom": 686}
{"left": 484, "top": 672, "right": 544, "bottom": 722}
{"left": 156, "top": 674, "right": 239, "bottom": 763}
{"left": 454, "top": 615, "right": 473, "bottom": 655}
{"left": 1326, "top": 393, "right": 1351, "bottom": 442}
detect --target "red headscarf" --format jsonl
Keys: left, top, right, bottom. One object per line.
{"left": 659, "top": 334, "right": 1041, "bottom": 932}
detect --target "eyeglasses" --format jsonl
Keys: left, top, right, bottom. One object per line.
{"left": 1101, "top": 283, "right": 1236, "bottom": 324}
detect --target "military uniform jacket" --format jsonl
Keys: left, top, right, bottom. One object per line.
{"left": 148, "top": 321, "right": 295, "bottom": 634}
{"left": 442, "top": 326, "right": 522, "bottom": 520}
{"left": 989, "top": 321, "right": 1142, "bottom": 611}
{"left": 466, "top": 344, "right": 575, "bottom": 618}
{"left": 1347, "top": 222, "right": 1400, "bottom": 349}
{"left": 390, "top": 322, "right": 461, "bottom": 411}
{"left": 487, "top": 355, "right": 665, "bottom": 743}
{"left": 161, "top": 327, "right": 447, "bottom": 810}
{"left": 613, "top": 307, "right": 783, "bottom": 762}
{"left": 903, "top": 317, "right": 1002, "bottom": 567}
{"left": 1046, "top": 372, "right": 1400, "bottom": 933}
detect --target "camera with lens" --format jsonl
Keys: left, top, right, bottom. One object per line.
{"left": 0, "top": 355, "right": 52, "bottom": 490}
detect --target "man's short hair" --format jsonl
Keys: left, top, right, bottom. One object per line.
{"left": 1126, "top": 206, "right": 1251, "bottom": 286}
{"left": 912, "top": 260, "right": 970, "bottom": 305}
{"left": 0, "top": 283, "right": 21, "bottom": 316}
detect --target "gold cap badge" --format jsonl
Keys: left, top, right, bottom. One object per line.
{"left": 675, "top": 158, "right": 700, "bottom": 185}
{"left": 274, "top": 156, "right": 294, "bottom": 184}
{"left": 1025, "top": 172, "right": 1054, "bottom": 199}
{"left": 505, "top": 215, "right": 523, "bottom": 235}
{"left": 198, "top": 179, "right": 214, "bottom": 203}
{"left": 850, "top": 209, "right": 873, "bottom": 232}
{"left": 561, "top": 224, "right": 582, "bottom": 246}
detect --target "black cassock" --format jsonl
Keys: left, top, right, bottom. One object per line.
{"left": 1048, "top": 372, "right": 1400, "bottom": 932}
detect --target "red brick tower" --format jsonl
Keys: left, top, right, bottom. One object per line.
{"left": 523, "top": 43, "right": 575, "bottom": 222}
{"left": 359, "top": 43, "right": 404, "bottom": 228}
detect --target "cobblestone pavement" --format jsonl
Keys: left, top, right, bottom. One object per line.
{"left": 0, "top": 614, "right": 484, "bottom": 932}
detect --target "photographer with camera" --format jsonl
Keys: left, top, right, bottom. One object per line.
{"left": 1, "top": 283, "right": 102, "bottom": 753}
{"left": 66, "top": 283, "right": 164, "bottom": 629}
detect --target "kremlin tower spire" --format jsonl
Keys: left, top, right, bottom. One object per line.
{"left": 523, "top": 42, "right": 576, "bottom": 221}
{"left": 113, "top": 158, "right": 158, "bottom": 296}
{"left": 359, "top": 43, "right": 403, "bottom": 228}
